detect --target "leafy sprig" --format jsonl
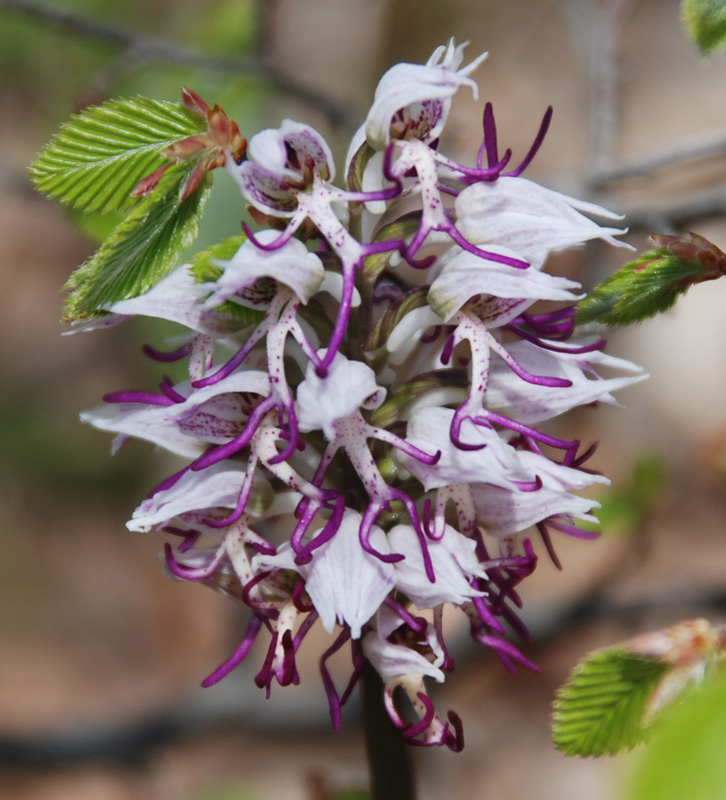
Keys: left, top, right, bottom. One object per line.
{"left": 576, "top": 232, "right": 726, "bottom": 326}
{"left": 30, "top": 88, "right": 246, "bottom": 320}
{"left": 681, "top": 0, "right": 726, "bottom": 55}
{"left": 29, "top": 97, "right": 207, "bottom": 215}
{"left": 63, "top": 163, "right": 211, "bottom": 320}
{"left": 552, "top": 619, "right": 726, "bottom": 757}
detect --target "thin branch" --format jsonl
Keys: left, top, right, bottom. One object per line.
{"left": 0, "top": 0, "right": 358, "bottom": 129}
{"left": 2, "top": 587, "right": 725, "bottom": 769}
{"left": 618, "top": 187, "right": 726, "bottom": 231}
{"left": 591, "top": 131, "right": 726, "bottom": 184}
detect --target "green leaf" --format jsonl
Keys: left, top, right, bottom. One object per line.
{"left": 29, "top": 97, "right": 205, "bottom": 214}
{"left": 189, "top": 235, "right": 266, "bottom": 326}
{"left": 626, "top": 676, "right": 726, "bottom": 800}
{"left": 576, "top": 232, "right": 726, "bottom": 327}
{"left": 63, "top": 163, "right": 211, "bottom": 320}
{"left": 681, "top": 0, "right": 726, "bottom": 55}
{"left": 552, "top": 648, "right": 667, "bottom": 756}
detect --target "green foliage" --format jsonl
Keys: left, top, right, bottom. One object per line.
{"left": 29, "top": 97, "right": 205, "bottom": 214}
{"left": 63, "top": 164, "right": 211, "bottom": 319}
{"left": 578, "top": 232, "right": 726, "bottom": 327}
{"left": 552, "top": 648, "right": 667, "bottom": 756}
{"left": 626, "top": 676, "right": 726, "bottom": 800}
{"left": 576, "top": 247, "right": 707, "bottom": 327}
{"left": 681, "top": 0, "right": 726, "bottom": 55}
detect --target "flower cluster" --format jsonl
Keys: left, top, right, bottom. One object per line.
{"left": 81, "top": 40, "right": 645, "bottom": 750}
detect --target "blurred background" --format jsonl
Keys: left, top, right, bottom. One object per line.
{"left": 1, "top": 0, "right": 726, "bottom": 798}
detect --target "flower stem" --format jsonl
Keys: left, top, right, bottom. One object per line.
{"left": 362, "top": 662, "right": 417, "bottom": 800}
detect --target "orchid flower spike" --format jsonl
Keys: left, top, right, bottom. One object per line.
{"left": 75, "top": 40, "right": 646, "bottom": 751}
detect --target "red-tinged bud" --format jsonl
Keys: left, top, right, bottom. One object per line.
{"left": 650, "top": 231, "right": 726, "bottom": 276}
{"left": 131, "top": 162, "right": 173, "bottom": 197}
{"left": 180, "top": 86, "right": 210, "bottom": 117}
{"left": 624, "top": 618, "right": 726, "bottom": 669}
{"left": 179, "top": 160, "right": 207, "bottom": 201}
{"left": 207, "top": 104, "right": 247, "bottom": 163}
{"left": 164, "top": 135, "right": 210, "bottom": 160}
{"left": 133, "top": 88, "right": 247, "bottom": 204}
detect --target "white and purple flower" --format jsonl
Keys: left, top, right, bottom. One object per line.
{"left": 80, "top": 42, "right": 645, "bottom": 751}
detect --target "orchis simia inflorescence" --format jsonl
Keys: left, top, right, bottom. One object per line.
{"left": 62, "top": 41, "right": 646, "bottom": 750}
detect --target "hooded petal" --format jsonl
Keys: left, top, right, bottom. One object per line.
{"left": 471, "top": 455, "right": 603, "bottom": 537}
{"left": 81, "top": 370, "right": 270, "bottom": 458}
{"left": 75, "top": 264, "right": 245, "bottom": 337}
{"left": 428, "top": 245, "right": 582, "bottom": 323}
{"left": 400, "top": 406, "right": 520, "bottom": 491}
{"left": 297, "top": 352, "right": 384, "bottom": 439}
{"left": 484, "top": 340, "right": 648, "bottom": 423}
{"left": 365, "top": 40, "right": 487, "bottom": 150}
{"left": 362, "top": 606, "right": 445, "bottom": 682}
{"left": 389, "top": 524, "right": 486, "bottom": 607}
{"left": 206, "top": 231, "right": 325, "bottom": 307}
{"left": 128, "top": 462, "right": 249, "bottom": 531}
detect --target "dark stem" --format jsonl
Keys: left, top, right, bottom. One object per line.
{"left": 361, "top": 662, "right": 417, "bottom": 800}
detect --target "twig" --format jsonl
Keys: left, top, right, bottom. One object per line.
{"left": 2, "top": 588, "right": 726, "bottom": 769}
{"left": 0, "top": 0, "right": 358, "bottom": 129}
{"left": 618, "top": 187, "right": 726, "bottom": 231}
{"left": 590, "top": 131, "right": 726, "bottom": 184}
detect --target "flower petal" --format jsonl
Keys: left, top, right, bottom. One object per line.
{"left": 128, "top": 462, "right": 250, "bottom": 531}
{"left": 297, "top": 352, "right": 384, "bottom": 439}
{"left": 207, "top": 231, "right": 325, "bottom": 306}
{"left": 389, "top": 524, "right": 486, "bottom": 607}
{"left": 82, "top": 371, "right": 270, "bottom": 458}
{"left": 365, "top": 40, "right": 487, "bottom": 150}
{"left": 484, "top": 340, "right": 648, "bottom": 423}
{"left": 363, "top": 606, "right": 445, "bottom": 682}
{"left": 428, "top": 245, "right": 582, "bottom": 323}
{"left": 456, "top": 177, "right": 632, "bottom": 263}
{"left": 303, "top": 510, "right": 395, "bottom": 638}
{"left": 401, "top": 406, "right": 520, "bottom": 491}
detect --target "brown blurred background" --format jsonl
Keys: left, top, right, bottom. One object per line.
{"left": 1, "top": 0, "right": 726, "bottom": 798}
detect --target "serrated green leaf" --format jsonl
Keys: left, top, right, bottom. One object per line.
{"left": 552, "top": 648, "right": 667, "bottom": 757}
{"left": 30, "top": 97, "right": 205, "bottom": 214}
{"left": 576, "top": 249, "right": 707, "bottom": 327}
{"left": 63, "top": 163, "right": 210, "bottom": 320}
{"left": 188, "top": 235, "right": 266, "bottom": 326}
{"left": 681, "top": 0, "right": 726, "bottom": 55}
